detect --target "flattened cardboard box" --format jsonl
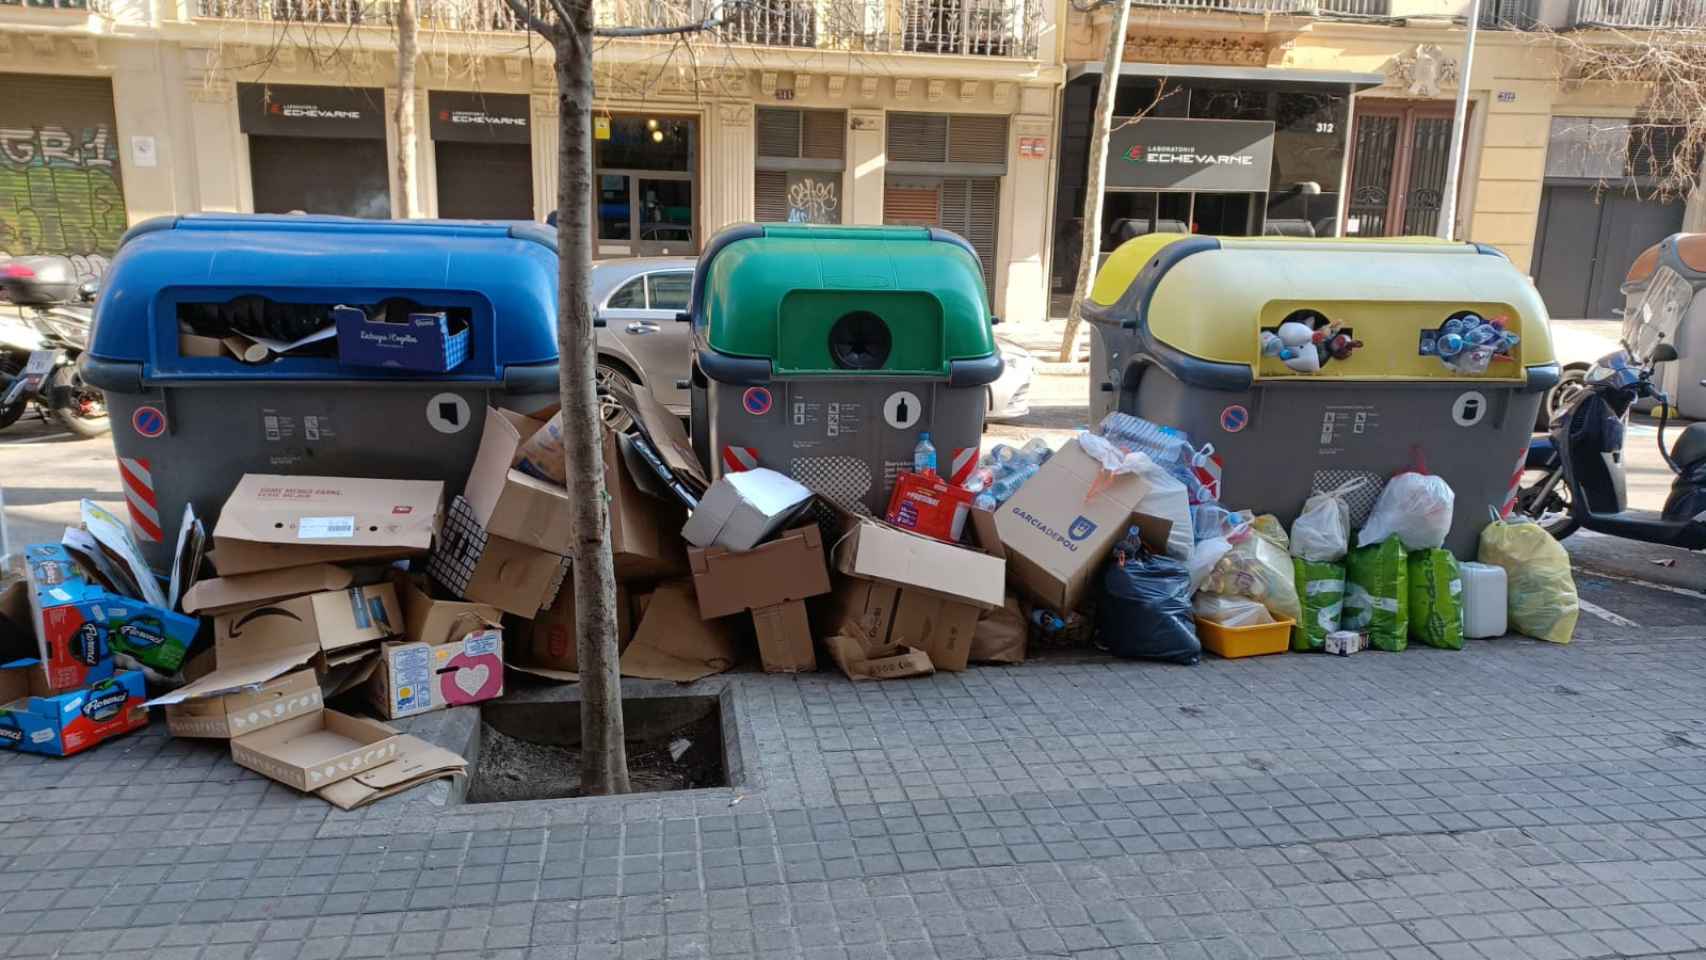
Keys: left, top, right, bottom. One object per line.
{"left": 824, "top": 627, "right": 934, "bottom": 682}
{"left": 181, "top": 564, "right": 354, "bottom": 617}
{"left": 165, "top": 660, "right": 322, "bottom": 740}
{"left": 619, "top": 581, "right": 738, "bottom": 683}
{"left": 992, "top": 439, "right": 1174, "bottom": 612}
{"left": 231, "top": 709, "right": 401, "bottom": 792}
{"left": 211, "top": 475, "right": 443, "bottom": 575}
{"left": 317, "top": 735, "right": 467, "bottom": 810}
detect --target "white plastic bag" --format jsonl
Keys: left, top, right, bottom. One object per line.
{"left": 1193, "top": 592, "right": 1275, "bottom": 627}
{"left": 1356, "top": 471, "right": 1455, "bottom": 551}
{"left": 1188, "top": 535, "right": 1236, "bottom": 593}
{"left": 1290, "top": 479, "right": 1366, "bottom": 562}
{"left": 1077, "top": 433, "right": 1194, "bottom": 559}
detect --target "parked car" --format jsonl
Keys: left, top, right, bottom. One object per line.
{"left": 592, "top": 257, "right": 1034, "bottom": 429}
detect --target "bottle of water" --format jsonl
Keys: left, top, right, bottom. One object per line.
{"left": 913, "top": 431, "right": 937, "bottom": 475}
{"left": 963, "top": 467, "right": 996, "bottom": 494}
{"left": 989, "top": 443, "right": 1017, "bottom": 466}
{"left": 1020, "top": 437, "right": 1052, "bottom": 465}
{"left": 991, "top": 474, "right": 1022, "bottom": 502}
{"left": 1029, "top": 609, "right": 1066, "bottom": 633}
{"left": 974, "top": 492, "right": 998, "bottom": 512}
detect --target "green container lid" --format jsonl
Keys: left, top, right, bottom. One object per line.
{"left": 694, "top": 224, "right": 996, "bottom": 377}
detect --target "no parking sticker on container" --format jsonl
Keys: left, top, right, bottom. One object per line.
{"left": 131, "top": 405, "right": 167, "bottom": 438}
{"left": 742, "top": 387, "right": 773, "bottom": 416}
{"left": 1219, "top": 404, "right": 1249, "bottom": 433}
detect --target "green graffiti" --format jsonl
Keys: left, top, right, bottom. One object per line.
{"left": 0, "top": 123, "right": 128, "bottom": 258}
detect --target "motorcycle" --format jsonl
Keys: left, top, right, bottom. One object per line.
{"left": 1515, "top": 237, "right": 1706, "bottom": 549}
{"left": 0, "top": 257, "right": 109, "bottom": 438}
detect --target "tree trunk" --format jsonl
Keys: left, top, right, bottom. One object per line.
{"left": 1057, "top": 0, "right": 1131, "bottom": 363}
{"left": 554, "top": 25, "right": 631, "bottom": 796}
{"left": 393, "top": 0, "right": 419, "bottom": 218}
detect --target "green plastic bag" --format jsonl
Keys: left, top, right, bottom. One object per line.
{"left": 1478, "top": 514, "right": 1578, "bottom": 643}
{"left": 1344, "top": 536, "right": 1408, "bottom": 651}
{"left": 1407, "top": 549, "right": 1464, "bottom": 650}
{"left": 1291, "top": 558, "right": 1344, "bottom": 652}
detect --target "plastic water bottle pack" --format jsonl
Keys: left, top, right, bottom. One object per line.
{"left": 962, "top": 437, "right": 1053, "bottom": 510}
{"left": 1096, "top": 411, "right": 1218, "bottom": 504}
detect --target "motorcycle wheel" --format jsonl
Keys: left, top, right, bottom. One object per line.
{"left": 1514, "top": 467, "right": 1581, "bottom": 541}
{"left": 49, "top": 368, "right": 110, "bottom": 438}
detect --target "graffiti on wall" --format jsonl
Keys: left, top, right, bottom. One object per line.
{"left": 0, "top": 123, "right": 128, "bottom": 260}
{"left": 786, "top": 176, "right": 839, "bottom": 225}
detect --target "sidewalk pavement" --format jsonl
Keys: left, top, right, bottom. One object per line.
{"left": 4, "top": 569, "right": 1706, "bottom": 960}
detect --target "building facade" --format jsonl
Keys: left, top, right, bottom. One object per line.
{"left": 0, "top": 0, "right": 1064, "bottom": 323}
{"left": 1, "top": 0, "right": 1694, "bottom": 322}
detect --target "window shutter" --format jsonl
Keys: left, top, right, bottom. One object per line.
{"left": 754, "top": 169, "right": 789, "bottom": 221}
{"left": 756, "top": 107, "right": 802, "bottom": 159}
{"left": 802, "top": 110, "right": 846, "bottom": 161}
{"left": 940, "top": 177, "right": 999, "bottom": 291}
{"left": 947, "top": 115, "right": 1009, "bottom": 166}
{"left": 887, "top": 113, "right": 949, "bottom": 163}
{"left": 883, "top": 183, "right": 942, "bottom": 226}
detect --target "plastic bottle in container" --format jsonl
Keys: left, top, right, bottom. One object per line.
{"left": 913, "top": 432, "right": 937, "bottom": 474}
{"left": 1020, "top": 437, "right": 1053, "bottom": 465}
{"left": 1029, "top": 609, "right": 1066, "bottom": 633}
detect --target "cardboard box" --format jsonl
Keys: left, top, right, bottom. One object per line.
{"left": 0, "top": 576, "right": 31, "bottom": 662}
{"left": 619, "top": 581, "right": 738, "bottom": 682}
{"left": 317, "top": 734, "right": 467, "bottom": 810}
{"left": 370, "top": 629, "right": 504, "bottom": 719}
{"left": 24, "top": 544, "right": 118, "bottom": 690}
{"left": 0, "top": 663, "right": 149, "bottom": 756}
{"left": 688, "top": 526, "right": 830, "bottom": 674}
{"left": 824, "top": 579, "right": 901, "bottom": 650}
{"left": 394, "top": 574, "right": 501, "bottom": 647}
{"left": 146, "top": 584, "right": 403, "bottom": 711}
{"left": 429, "top": 495, "right": 569, "bottom": 617}
{"left": 165, "top": 659, "right": 321, "bottom": 739}
{"left": 970, "top": 596, "right": 1027, "bottom": 665}
{"left": 823, "top": 627, "right": 934, "bottom": 682}
{"left": 334, "top": 305, "right": 468, "bottom": 373}
{"left": 467, "top": 409, "right": 687, "bottom": 578}
{"left": 182, "top": 564, "right": 354, "bottom": 617}
{"left": 231, "top": 709, "right": 402, "bottom": 792}
{"left": 992, "top": 439, "right": 1174, "bottom": 612}
{"left": 211, "top": 475, "right": 444, "bottom": 576}
{"left": 682, "top": 469, "right": 814, "bottom": 553}
{"left": 515, "top": 581, "right": 634, "bottom": 681}
{"left": 823, "top": 575, "right": 977, "bottom": 673}
{"left": 831, "top": 517, "right": 1005, "bottom": 610}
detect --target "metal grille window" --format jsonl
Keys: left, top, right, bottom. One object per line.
{"left": 755, "top": 108, "right": 846, "bottom": 223}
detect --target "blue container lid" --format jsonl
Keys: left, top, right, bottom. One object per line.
{"left": 90, "top": 214, "right": 560, "bottom": 381}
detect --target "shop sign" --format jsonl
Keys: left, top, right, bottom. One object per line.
{"left": 428, "top": 92, "right": 531, "bottom": 145}
{"left": 238, "top": 83, "right": 386, "bottom": 140}
{"left": 1106, "top": 118, "right": 1275, "bottom": 192}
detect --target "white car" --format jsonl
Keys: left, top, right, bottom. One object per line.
{"left": 592, "top": 258, "right": 1034, "bottom": 427}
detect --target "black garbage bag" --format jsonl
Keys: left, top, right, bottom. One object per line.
{"left": 1096, "top": 532, "right": 1200, "bottom": 664}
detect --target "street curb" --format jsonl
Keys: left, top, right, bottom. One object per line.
{"left": 1034, "top": 360, "right": 1090, "bottom": 375}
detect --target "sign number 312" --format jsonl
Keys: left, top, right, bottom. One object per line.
{"left": 1315, "top": 122, "right": 1335, "bottom": 134}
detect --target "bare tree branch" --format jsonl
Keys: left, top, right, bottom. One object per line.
{"left": 595, "top": 16, "right": 723, "bottom": 37}
{"left": 499, "top": 0, "right": 557, "bottom": 37}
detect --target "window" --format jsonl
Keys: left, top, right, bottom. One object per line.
{"left": 648, "top": 272, "right": 692, "bottom": 310}
{"left": 607, "top": 277, "right": 646, "bottom": 309}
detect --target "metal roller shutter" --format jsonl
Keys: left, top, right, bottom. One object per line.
{"left": 887, "top": 114, "right": 950, "bottom": 164}
{"left": 250, "top": 135, "right": 390, "bottom": 218}
{"left": 755, "top": 108, "right": 846, "bottom": 224}
{"left": 754, "top": 170, "right": 789, "bottom": 222}
{"left": 436, "top": 141, "right": 534, "bottom": 220}
{"left": 947, "top": 115, "right": 1009, "bottom": 166}
{"left": 0, "top": 74, "right": 127, "bottom": 260}
{"left": 883, "top": 182, "right": 941, "bottom": 226}
{"left": 941, "top": 178, "right": 999, "bottom": 291}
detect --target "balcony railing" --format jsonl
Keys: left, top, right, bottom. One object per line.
{"left": 1478, "top": 0, "right": 1537, "bottom": 27}
{"left": 1129, "top": 0, "right": 1391, "bottom": 15}
{"left": 192, "top": 0, "right": 1040, "bottom": 56}
{"left": 1569, "top": 0, "right": 1706, "bottom": 27}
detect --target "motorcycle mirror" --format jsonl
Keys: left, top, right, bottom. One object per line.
{"left": 1652, "top": 342, "right": 1679, "bottom": 363}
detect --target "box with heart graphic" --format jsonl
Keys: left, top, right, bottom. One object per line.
{"left": 230, "top": 709, "right": 400, "bottom": 792}
{"left": 369, "top": 629, "right": 504, "bottom": 719}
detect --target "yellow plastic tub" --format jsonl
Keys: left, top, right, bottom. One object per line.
{"left": 1195, "top": 617, "right": 1294, "bottom": 659}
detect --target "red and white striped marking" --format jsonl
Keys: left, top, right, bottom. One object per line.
{"left": 1499, "top": 444, "right": 1527, "bottom": 517}
{"left": 948, "top": 447, "right": 977, "bottom": 485}
{"left": 118, "top": 456, "right": 163, "bottom": 542}
{"left": 721, "top": 445, "right": 759, "bottom": 473}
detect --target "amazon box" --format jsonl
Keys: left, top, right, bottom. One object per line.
{"left": 181, "top": 564, "right": 354, "bottom": 617}
{"left": 428, "top": 496, "right": 569, "bottom": 617}
{"left": 145, "top": 583, "right": 403, "bottom": 714}
{"left": 992, "top": 438, "right": 1174, "bottom": 612}
{"left": 211, "top": 475, "right": 443, "bottom": 576}
{"left": 230, "top": 709, "right": 401, "bottom": 793}
{"left": 0, "top": 662, "right": 149, "bottom": 756}
{"left": 688, "top": 526, "right": 830, "bottom": 673}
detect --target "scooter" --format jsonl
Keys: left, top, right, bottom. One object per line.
{"left": 1515, "top": 246, "right": 1706, "bottom": 548}
{"left": 0, "top": 257, "right": 109, "bottom": 438}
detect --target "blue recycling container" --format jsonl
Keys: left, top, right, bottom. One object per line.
{"left": 82, "top": 214, "right": 561, "bottom": 570}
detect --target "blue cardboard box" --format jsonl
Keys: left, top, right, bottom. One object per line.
{"left": 334, "top": 305, "right": 469, "bottom": 373}
{"left": 0, "top": 662, "right": 149, "bottom": 756}
{"left": 26, "top": 543, "right": 198, "bottom": 683}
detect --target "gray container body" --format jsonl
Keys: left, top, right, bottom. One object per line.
{"left": 1093, "top": 324, "right": 1540, "bottom": 558}
{"left": 103, "top": 379, "right": 556, "bottom": 571}
{"left": 1654, "top": 289, "right": 1706, "bottom": 420}
{"left": 704, "top": 378, "right": 985, "bottom": 517}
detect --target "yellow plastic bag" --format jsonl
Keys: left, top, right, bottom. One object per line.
{"left": 1477, "top": 513, "right": 1578, "bottom": 644}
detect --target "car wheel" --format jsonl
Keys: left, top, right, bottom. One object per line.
{"left": 1539, "top": 366, "right": 1587, "bottom": 430}
{"left": 596, "top": 361, "right": 636, "bottom": 432}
